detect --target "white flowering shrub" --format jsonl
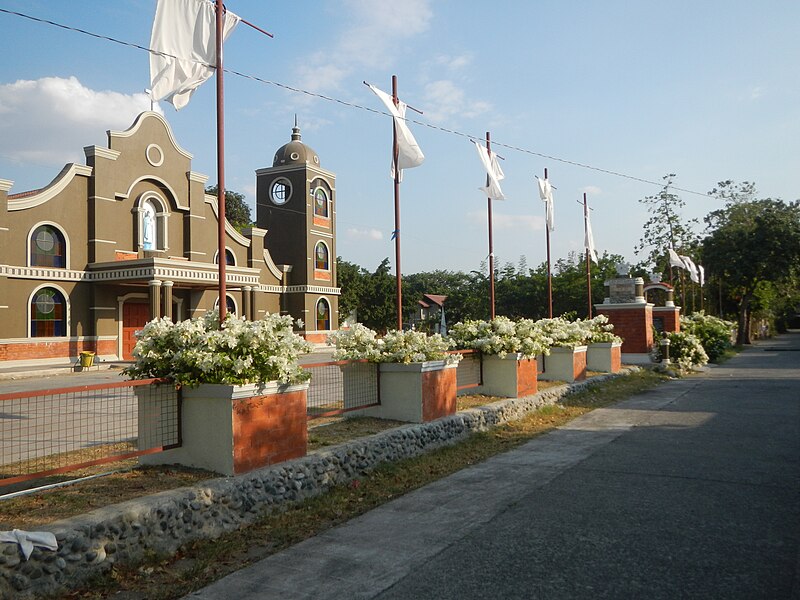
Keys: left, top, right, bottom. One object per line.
{"left": 448, "top": 316, "right": 551, "bottom": 359}
{"left": 680, "top": 311, "right": 735, "bottom": 361}
{"left": 328, "top": 323, "right": 459, "bottom": 364}
{"left": 534, "top": 317, "right": 590, "bottom": 348}
{"left": 123, "top": 310, "right": 313, "bottom": 386}
{"left": 581, "top": 314, "right": 623, "bottom": 344}
{"left": 655, "top": 331, "right": 709, "bottom": 371}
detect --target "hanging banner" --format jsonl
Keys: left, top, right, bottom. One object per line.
{"left": 150, "top": 0, "right": 240, "bottom": 110}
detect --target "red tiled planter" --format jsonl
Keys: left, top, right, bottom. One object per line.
{"left": 139, "top": 382, "right": 309, "bottom": 476}
{"left": 586, "top": 342, "right": 622, "bottom": 373}
{"left": 479, "top": 354, "right": 538, "bottom": 398}
{"left": 538, "top": 346, "right": 587, "bottom": 382}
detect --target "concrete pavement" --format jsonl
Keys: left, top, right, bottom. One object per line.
{"left": 187, "top": 334, "right": 800, "bottom": 599}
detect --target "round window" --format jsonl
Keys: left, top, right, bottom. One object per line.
{"left": 35, "top": 229, "right": 56, "bottom": 252}
{"left": 35, "top": 291, "right": 55, "bottom": 314}
{"left": 270, "top": 179, "right": 291, "bottom": 205}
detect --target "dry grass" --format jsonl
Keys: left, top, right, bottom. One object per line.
{"left": 58, "top": 369, "right": 667, "bottom": 599}
{"left": 308, "top": 417, "right": 406, "bottom": 450}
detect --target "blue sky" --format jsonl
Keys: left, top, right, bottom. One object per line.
{"left": 1, "top": 1, "right": 798, "bottom": 274}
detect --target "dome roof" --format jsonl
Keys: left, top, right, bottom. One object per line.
{"left": 272, "top": 125, "right": 319, "bottom": 167}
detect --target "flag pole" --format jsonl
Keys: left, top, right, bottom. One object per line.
{"left": 215, "top": 0, "right": 227, "bottom": 324}
{"left": 582, "top": 193, "right": 592, "bottom": 318}
{"left": 544, "top": 168, "right": 553, "bottom": 318}
{"left": 486, "top": 131, "right": 496, "bottom": 319}
{"left": 392, "top": 75, "right": 403, "bottom": 331}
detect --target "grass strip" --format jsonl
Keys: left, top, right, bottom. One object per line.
{"left": 66, "top": 369, "right": 666, "bottom": 599}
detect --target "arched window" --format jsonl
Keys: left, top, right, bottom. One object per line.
{"left": 316, "top": 298, "right": 331, "bottom": 331}
{"left": 30, "top": 225, "right": 66, "bottom": 268}
{"left": 30, "top": 287, "right": 67, "bottom": 337}
{"left": 214, "top": 248, "right": 236, "bottom": 266}
{"left": 315, "top": 242, "right": 329, "bottom": 271}
{"left": 215, "top": 295, "right": 237, "bottom": 315}
{"left": 313, "top": 187, "right": 329, "bottom": 218}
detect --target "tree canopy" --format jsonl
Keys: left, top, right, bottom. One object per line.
{"left": 703, "top": 182, "right": 800, "bottom": 343}
{"left": 206, "top": 185, "right": 254, "bottom": 232}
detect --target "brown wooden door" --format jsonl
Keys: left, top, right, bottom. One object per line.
{"left": 122, "top": 302, "right": 150, "bottom": 360}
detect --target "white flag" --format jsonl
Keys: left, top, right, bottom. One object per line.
{"left": 367, "top": 84, "right": 425, "bottom": 181}
{"left": 585, "top": 209, "right": 598, "bottom": 263}
{"left": 150, "top": 0, "right": 240, "bottom": 110}
{"left": 667, "top": 248, "right": 685, "bottom": 269}
{"left": 680, "top": 255, "right": 700, "bottom": 284}
{"left": 698, "top": 264, "right": 705, "bottom": 287}
{"left": 537, "top": 177, "right": 555, "bottom": 232}
{"left": 473, "top": 141, "right": 506, "bottom": 200}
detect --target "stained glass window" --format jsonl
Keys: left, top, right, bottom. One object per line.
{"left": 30, "top": 225, "right": 66, "bottom": 268}
{"left": 313, "top": 187, "right": 328, "bottom": 218}
{"left": 315, "top": 242, "right": 329, "bottom": 270}
{"left": 316, "top": 298, "right": 330, "bottom": 331}
{"left": 30, "top": 288, "right": 66, "bottom": 337}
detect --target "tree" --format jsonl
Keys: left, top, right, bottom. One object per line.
{"left": 635, "top": 174, "right": 698, "bottom": 305}
{"left": 206, "top": 185, "right": 254, "bottom": 231}
{"left": 336, "top": 258, "right": 368, "bottom": 325}
{"left": 702, "top": 188, "right": 800, "bottom": 344}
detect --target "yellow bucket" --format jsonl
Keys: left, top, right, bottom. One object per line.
{"left": 79, "top": 351, "right": 95, "bottom": 368}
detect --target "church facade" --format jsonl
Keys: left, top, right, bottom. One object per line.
{"left": 0, "top": 112, "right": 339, "bottom": 365}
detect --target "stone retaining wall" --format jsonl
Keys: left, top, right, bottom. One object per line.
{"left": 0, "top": 368, "right": 638, "bottom": 598}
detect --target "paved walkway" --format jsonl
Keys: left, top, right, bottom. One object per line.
{"left": 188, "top": 335, "right": 800, "bottom": 599}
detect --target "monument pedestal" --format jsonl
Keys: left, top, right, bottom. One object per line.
{"left": 596, "top": 275, "right": 654, "bottom": 364}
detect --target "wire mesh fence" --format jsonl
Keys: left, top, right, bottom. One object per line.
{"left": 0, "top": 379, "right": 179, "bottom": 489}
{"left": 304, "top": 360, "right": 380, "bottom": 420}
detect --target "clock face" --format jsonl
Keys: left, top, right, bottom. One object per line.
{"left": 270, "top": 179, "right": 291, "bottom": 205}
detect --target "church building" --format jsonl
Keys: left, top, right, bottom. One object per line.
{"left": 0, "top": 111, "right": 339, "bottom": 365}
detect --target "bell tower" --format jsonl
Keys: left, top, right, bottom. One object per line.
{"left": 256, "top": 123, "right": 339, "bottom": 342}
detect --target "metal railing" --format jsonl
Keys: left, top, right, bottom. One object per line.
{"left": 303, "top": 359, "right": 380, "bottom": 420}
{"left": 0, "top": 378, "right": 180, "bottom": 489}
{"left": 452, "top": 350, "right": 483, "bottom": 392}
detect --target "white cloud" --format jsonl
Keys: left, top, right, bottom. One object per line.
{"left": 467, "top": 210, "right": 543, "bottom": 232}
{"left": 0, "top": 76, "right": 158, "bottom": 167}
{"left": 347, "top": 227, "right": 384, "bottom": 240}
{"left": 433, "top": 53, "right": 473, "bottom": 70}
{"left": 580, "top": 185, "right": 603, "bottom": 196}
{"left": 749, "top": 85, "right": 765, "bottom": 100}
{"left": 294, "top": 0, "right": 433, "bottom": 95}
{"left": 422, "top": 79, "right": 491, "bottom": 124}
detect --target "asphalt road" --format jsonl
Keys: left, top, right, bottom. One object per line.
{"left": 187, "top": 334, "right": 800, "bottom": 599}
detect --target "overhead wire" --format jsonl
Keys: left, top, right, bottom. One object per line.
{"left": 0, "top": 6, "right": 710, "bottom": 198}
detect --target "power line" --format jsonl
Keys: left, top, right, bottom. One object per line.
{"left": 0, "top": 6, "right": 710, "bottom": 198}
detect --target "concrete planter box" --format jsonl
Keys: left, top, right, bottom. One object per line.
{"left": 587, "top": 342, "right": 623, "bottom": 373}
{"left": 479, "top": 353, "right": 538, "bottom": 398}
{"left": 138, "top": 381, "right": 309, "bottom": 476}
{"left": 349, "top": 360, "right": 457, "bottom": 423}
{"left": 538, "top": 346, "right": 588, "bottom": 382}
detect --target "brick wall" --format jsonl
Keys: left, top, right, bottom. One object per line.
{"left": 654, "top": 308, "right": 681, "bottom": 333}
{"left": 596, "top": 305, "right": 654, "bottom": 354}
{"left": 0, "top": 338, "right": 116, "bottom": 362}
{"left": 232, "top": 389, "right": 308, "bottom": 474}
{"left": 421, "top": 366, "right": 456, "bottom": 422}
{"left": 516, "top": 358, "right": 538, "bottom": 397}
{"left": 610, "top": 345, "right": 622, "bottom": 372}
{"left": 572, "top": 349, "right": 588, "bottom": 381}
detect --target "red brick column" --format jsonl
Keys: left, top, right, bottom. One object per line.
{"left": 421, "top": 366, "right": 457, "bottom": 421}
{"left": 516, "top": 358, "right": 538, "bottom": 397}
{"left": 595, "top": 304, "right": 654, "bottom": 354}
{"left": 654, "top": 307, "right": 681, "bottom": 333}
{"left": 233, "top": 388, "right": 307, "bottom": 474}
